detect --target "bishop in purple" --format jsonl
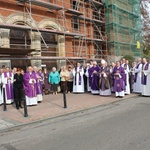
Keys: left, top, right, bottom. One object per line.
{"left": 99, "top": 60, "right": 111, "bottom": 96}
{"left": 23, "top": 66, "right": 38, "bottom": 106}
{"left": 89, "top": 61, "right": 100, "bottom": 94}
{"left": 112, "top": 61, "right": 126, "bottom": 98}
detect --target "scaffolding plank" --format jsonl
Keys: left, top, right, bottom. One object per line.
{"left": 79, "top": 16, "right": 105, "bottom": 24}
{"left": 79, "top": 16, "right": 92, "bottom": 22}
{"left": 108, "top": 41, "right": 136, "bottom": 46}
{"left": 0, "top": 56, "right": 87, "bottom": 60}
{"left": 0, "top": 23, "right": 84, "bottom": 37}
{"left": 18, "top": 0, "right": 64, "bottom": 10}
{"left": 83, "top": 0, "right": 104, "bottom": 6}
{"left": 93, "top": 19, "right": 105, "bottom": 24}
{"left": 82, "top": 37, "right": 105, "bottom": 42}
{"left": 90, "top": 0, "right": 104, "bottom": 7}
{"left": 0, "top": 47, "right": 35, "bottom": 55}
{"left": 93, "top": 38, "right": 103, "bottom": 42}
{"left": 66, "top": 9, "right": 83, "bottom": 16}
{"left": 0, "top": 23, "right": 31, "bottom": 30}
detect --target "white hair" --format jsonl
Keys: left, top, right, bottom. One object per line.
{"left": 93, "top": 61, "right": 97, "bottom": 65}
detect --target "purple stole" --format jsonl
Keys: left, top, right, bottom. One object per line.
{"left": 34, "top": 72, "right": 42, "bottom": 95}
{"left": 124, "top": 64, "right": 127, "bottom": 70}
{"left": 88, "top": 68, "right": 92, "bottom": 87}
{"left": 141, "top": 63, "right": 149, "bottom": 85}
{"left": 123, "top": 64, "right": 128, "bottom": 86}
{"left": 75, "top": 66, "right": 82, "bottom": 85}
{"left": 4, "top": 72, "right": 14, "bottom": 99}
{"left": 134, "top": 63, "right": 141, "bottom": 82}
{"left": 29, "top": 73, "right": 37, "bottom": 97}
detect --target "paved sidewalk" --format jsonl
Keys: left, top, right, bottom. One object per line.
{"left": 0, "top": 93, "right": 137, "bottom": 130}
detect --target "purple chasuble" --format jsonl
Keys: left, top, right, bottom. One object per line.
{"left": 134, "top": 63, "right": 141, "bottom": 82}
{"left": 123, "top": 64, "right": 128, "bottom": 86}
{"left": 90, "top": 66, "right": 100, "bottom": 91}
{"left": 75, "top": 66, "right": 82, "bottom": 85}
{"left": 23, "top": 72, "right": 37, "bottom": 98}
{"left": 4, "top": 72, "right": 14, "bottom": 99}
{"left": 88, "top": 67, "right": 93, "bottom": 87}
{"left": 141, "top": 63, "right": 149, "bottom": 85}
{"left": 113, "top": 66, "right": 125, "bottom": 92}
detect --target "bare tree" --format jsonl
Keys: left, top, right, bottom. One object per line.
{"left": 141, "top": 0, "right": 150, "bottom": 57}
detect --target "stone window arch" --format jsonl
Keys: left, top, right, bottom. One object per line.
{"left": 41, "top": 26, "right": 58, "bottom": 56}
{"left": 10, "top": 21, "right": 31, "bottom": 49}
{"left": 38, "top": 19, "right": 66, "bottom": 69}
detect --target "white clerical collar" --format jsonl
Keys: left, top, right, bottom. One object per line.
{"left": 6, "top": 72, "right": 10, "bottom": 76}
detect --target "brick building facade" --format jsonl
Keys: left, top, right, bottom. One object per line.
{"left": 0, "top": 0, "right": 107, "bottom": 70}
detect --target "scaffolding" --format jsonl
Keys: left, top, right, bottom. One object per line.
{"left": 0, "top": 0, "right": 107, "bottom": 69}
{"left": 105, "top": 0, "right": 142, "bottom": 60}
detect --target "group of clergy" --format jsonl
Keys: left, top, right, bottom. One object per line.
{"left": 0, "top": 57, "right": 150, "bottom": 109}
{"left": 0, "top": 66, "right": 43, "bottom": 109}
{"left": 73, "top": 57, "right": 150, "bottom": 98}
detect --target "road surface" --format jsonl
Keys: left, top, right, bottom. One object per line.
{"left": 0, "top": 96, "right": 150, "bottom": 150}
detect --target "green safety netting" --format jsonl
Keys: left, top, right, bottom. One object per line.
{"left": 104, "top": 0, "right": 142, "bottom": 57}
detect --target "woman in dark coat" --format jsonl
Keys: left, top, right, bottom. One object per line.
{"left": 43, "top": 68, "right": 50, "bottom": 95}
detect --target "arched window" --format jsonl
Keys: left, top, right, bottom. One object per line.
{"left": 10, "top": 22, "right": 31, "bottom": 49}
{"left": 41, "top": 28, "right": 58, "bottom": 70}
{"left": 10, "top": 23, "right": 31, "bottom": 70}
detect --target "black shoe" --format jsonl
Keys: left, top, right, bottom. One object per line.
{"left": 16, "top": 107, "right": 19, "bottom": 110}
{"left": 116, "top": 96, "right": 119, "bottom": 98}
{"left": 119, "top": 96, "right": 123, "bottom": 98}
{"left": 19, "top": 105, "right": 23, "bottom": 108}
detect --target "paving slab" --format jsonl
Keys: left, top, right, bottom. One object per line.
{"left": 0, "top": 93, "right": 137, "bottom": 130}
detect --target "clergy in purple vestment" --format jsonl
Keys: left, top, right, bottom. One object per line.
{"left": 0, "top": 69, "right": 3, "bottom": 105}
{"left": 88, "top": 65, "right": 93, "bottom": 91}
{"left": 112, "top": 61, "right": 126, "bottom": 98}
{"left": 43, "top": 68, "right": 50, "bottom": 95}
{"left": 123, "top": 60, "right": 130, "bottom": 95}
{"left": 33, "top": 66, "right": 43, "bottom": 102}
{"left": 141, "top": 58, "right": 150, "bottom": 96}
{"left": 133, "top": 58, "right": 142, "bottom": 93}
{"left": 89, "top": 61, "right": 100, "bottom": 94}
{"left": 1, "top": 67, "right": 14, "bottom": 104}
{"left": 99, "top": 60, "right": 111, "bottom": 96}
{"left": 73, "top": 62, "right": 84, "bottom": 93}
{"left": 23, "top": 66, "right": 37, "bottom": 106}
{"left": 110, "top": 62, "right": 116, "bottom": 92}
